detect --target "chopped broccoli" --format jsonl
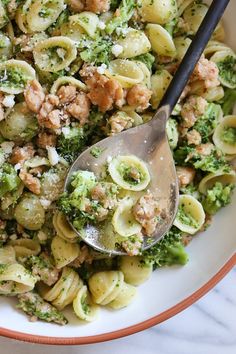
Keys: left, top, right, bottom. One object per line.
{"left": 17, "top": 292, "right": 68, "bottom": 325}
{"left": 221, "top": 127, "right": 236, "bottom": 145}
{"left": 110, "top": 0, "right": 122, "bottom": 10}
{"left": 142, "top": 227, "right": 188, "bottom": 268}
{"left": 47, "top": 8, "right": 70, "bottom": 35}
{"left": 174, "top": 146, "right": 230, "bottom": 173}
{"left": 194, "top": 103, "right": 222, "bottom": 142}
{"left": 220, "top": 88, "right": 236, "bottom": 116}
{"left": 164, "top": 18, "right": 178, "bottom": 36}
{"left": 80, "top": 37, "right": 113, "bottom": 66}
{"left": 0, "top": 163, "right": 21, "bottom": 198}
{"left": 57, "top": 126, "right": 86, "bottom": 163}
{"left": 106, "top": 0, "right": 136, "bottom": 34}
{"left": 217, "top": 55, "right": 236, "bottom": 88}
{"left": 132, "top": 53, "right": 155, "bottom": 71}
{"left": 202, "top": 182, "right": 234, "bottom": 215}
{"left": 90, "top": 146, "right": 104, "bottom": 158}
{"left": 166, "top": 118, "right": 179, "bottom": 149}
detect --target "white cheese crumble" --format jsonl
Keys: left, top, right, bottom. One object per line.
{"left": 39, "top": 198, "right": 51, "bottom": 209}
{"left": 46, "top": 146, "right": 59, "bottom": 166}
{"left": 107, "top": 155, "right": 112, "bottom": 163}
{"left": 2, "top": 95, "right": 15, "bottom": 108}
{"left": 98, "top": 21, "right": 106, "bottom": 30}
{"left": 111, "top": 44, "right": 123, "bottom": 57}
{"left": 1, "top": 141, "right": 14, "bottom": 155}
{"left": 14, "top": 163, "right": 21, "bottom": 171}
{"left": 61, "top": 126, "right": 70, "bottom": 137}
{"left": 97, "top": 63, "right": 107, "bottom": 74}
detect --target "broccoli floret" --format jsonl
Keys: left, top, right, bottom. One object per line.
{"left": 47, "top": 8, "right": 70, "bottom": 35}
{"left": 57, "top": 126, "right": 86, "bottom": 163}
{"left": 17, "top": 292, "right": 68, "bottom": 325}
{"left": 166, "top": 118, "right": 179, "bottom": 149}
{"left": 220, "top": 88, "right": 236, "bottom": 116}
{"left": 174, "top": 146, "right": 230, "bottom": 173}
{"left": 106, "top": 0, "right": 135, "bottom": 34}
{"left": 164, "top": 18, "right": 178, "bottom": 36}
{"left": 0, "top": 163, "right": 20, "bottom": 198}
{"left": 194, "top": 103, "right": 222, "bottom": 142}
{"left": 142, "top": 227, "right": 188, "bottom": 268}
{"left": 80, "top": 37, "right": 113, "bottom": 66}
{"left": 202, "top": 182, "right": 234, "bottom": 215}
{"left": 132, "top": 53, "right": 155, "bottom": 71}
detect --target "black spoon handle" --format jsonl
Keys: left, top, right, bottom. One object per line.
{"left": 158, "top": 0, "right": 230, "bottom": 114}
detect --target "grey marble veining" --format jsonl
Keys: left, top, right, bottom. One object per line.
{"left": 0, "top": 267, "right": 235, "bottom": 354}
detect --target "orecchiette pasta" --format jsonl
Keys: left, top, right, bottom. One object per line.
{"left": 0, "top": 60, "right": 35, "bottom": 94}
{"left": 213, "top": 116, "right": 236, "bottom": 155}
{"left": 70, "top": 12, "right": 99, "bottom": 39}
{"left": 119, "top": 256, "right": 153, "bottom": 285}
{"left": 14, "top": 194, "right": 45, "bottom": 230}
{"left": 146, "top": 24, "right": 176, "bottom": 57}
{"left": 0, "top": 263, "right": 37, "bottom": 295}
{"left": 151, "top": 70, "right": 173, "bottom": 109}
{"left": 112, "top": 198, "right": 142, "bottom": 237}
{"left": 211, "top": 50, "right": 236, "bottom": 89}
{"left": 106, "top": 60, "right": 144, "bottom": 88}
{"left": 42, "top": 267, "right": 82, "bottom": 310}
{"left": 108, "top": 155, "right": 150, "bottom": 191}
{"left": 51, "top": 235, "right": 80, "bottom": 268}
{"left": 108, "top": 282, "right": 137, "bottom": 310}
{"left": 53, "top": 211, "right": 78, "bottom": 243}
{"left": 116, "top": 29, "right": 151, "bottom": 59}
{"left": 140, "top": 0, "right": 178, "bottom": 25}
{"left": 9, "top": 239, "right": 41, "bottom": 258}
{"left": 33, "top": 37, "right": 77, "bottom": 72}
{"left": 73, "top": 285, "right": 100, "bottom": 322}
{"left": 199, "top": 170, "right": 236, "bottom": 195}
{"left": 50, "top": 76, "right": 87, "bottom": 95}
{"left": 0, "top": 246, "right": 16, "bottom": 264}
{"left": 174, "top": 195, "right": 205, "bottom": 235}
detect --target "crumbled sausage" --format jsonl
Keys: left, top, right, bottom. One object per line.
{"left": 24, "top": 80, "right": 45, "bottom": 113}
{"left": 68, "top": 0, "right": 85, "bottom": 12}
{"left": 10, "top": 145, "right": 35, "bottom": 165}
{"left": 186, "top": 129, "right": 202, "bottom": 145}
{"left": 176, "top": 166, "right": 196, "bottom": 187}
{"left": 191, "top": 56, "right": 220, "bottom": 89}
{"left": 108, "top": 112, "right": 133, "bottom": 135}
{"left": 66, "top": 92, "right": 91, "bottom": 125}
{"left": 37, "top": 95, "right": 62, "bottom": 129}
{"left": 57, "top": 85, "right": 77, "bottom": 104}
{"left": 19, "top": 169, "right": 41, "bottom": 195}
{"left": 133, "top": 193, "right": 159, "bottom": 236}
{"left": 196, "top": 142, "right": 214, "bottom": 156}
{"left": 37, "top": 132, "right": 57, "bottom": 148}
{"left": 90, "top": 183, "right": 117, "bottom": 209}
{"left": 181, "top": 95, "right": 208, "bottom": 129}
{"left": 81, "top": 67, "right": 125, "bottom": 112}
{"left": 126, "top": 84, "right": 152, "bottom": 111}
{"left": 30, "top": 253, "right": 59, "bottom": 286}
{"left": 85, "top": 0, "right": 110, "bottom": 13}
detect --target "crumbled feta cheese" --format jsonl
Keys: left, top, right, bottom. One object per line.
{"left": 116, "top": 27, "right": 129, "bottom": 36}
{"left": 98, "top": 21, "right": 106, "bottom": 30}
{"left": 61, "top": 126, "right": 70, "bottom": 136}
{"left": 111, "top": 44, "right": 123, "bottom": 57}
{"left": 39, "top": 198, "right": 51, "bottom": 209}
{"left": 1, "top": 141, "right": 14, "bottom": 155}
{"left": 97, "top": 63, "right": 107, "bottom": 74}
{"left": 2, "top": 95, "right": 15, "bottom": 108}
{"left": 107, "top": 155, "right": 112, "bottom": 163}
{"left": 56, "top": 48, "right": 66, "bottom": 59}
{"left": 46, "top": 146, "right": 59, "bottom": 166}
{"left": 14, "top": 163, "right": 21, "bottom": 171}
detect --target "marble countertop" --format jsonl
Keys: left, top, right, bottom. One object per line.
{"left": 0, "top": 267, "right": 235, "bottom": 354}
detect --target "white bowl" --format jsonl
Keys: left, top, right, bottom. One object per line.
{"left": 0, "top": 0, "right": 235, "bottom": 345}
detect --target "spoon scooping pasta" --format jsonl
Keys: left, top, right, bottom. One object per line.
{"left": 63, "top": 0, "right": 230, "bottom": 255}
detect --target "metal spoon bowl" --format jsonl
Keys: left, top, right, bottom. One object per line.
{"left": 64, "top": 0, "right": 230, "bottom": 255}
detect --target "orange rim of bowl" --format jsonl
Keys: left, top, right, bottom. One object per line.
{"left": 0, "top": 253, "right": 235, "bottom": 345}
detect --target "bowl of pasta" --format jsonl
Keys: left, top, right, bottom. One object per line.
{"left": 0, "top": 0, "right": 235, "bottom": 345}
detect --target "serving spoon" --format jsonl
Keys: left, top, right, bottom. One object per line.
{"left": 64, "top": 0, "right": 230, "bottom": 255}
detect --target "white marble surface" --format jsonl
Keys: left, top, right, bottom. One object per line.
{"left": 0, "top": 266, "right": 235, "bottom": 354}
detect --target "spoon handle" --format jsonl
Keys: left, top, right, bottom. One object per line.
{"left": 154, "top": 0, "right": 230, "bottom": 121}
